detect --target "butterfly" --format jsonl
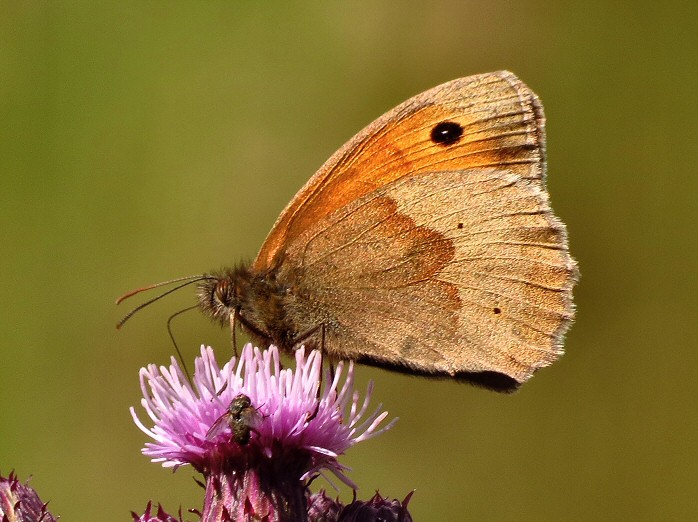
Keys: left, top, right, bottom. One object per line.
{"left": 120, "top": 71, "right": 578, "bottom": 392}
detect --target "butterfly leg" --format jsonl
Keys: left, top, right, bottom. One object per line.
{"left": 214, "top": 380, "right": 228, "bottom": 397}
{"left": 230, "top": 311, "right": 239, "bottom": 358}
{"left": 291, "top": 322, "right": 325, "bottom": 349}
{"left": 291, "top": 322, "right": 328, "bottom": 400}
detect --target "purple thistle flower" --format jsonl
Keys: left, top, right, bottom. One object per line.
{"left": 337, "top": 491, "right": 414, "bottom": 522}
{"left": 131, "top": 501, "right": 182, "bottom": 522}
{"left": 305, "top": 490, "right": 415, "bottom": 522}
{"left": 0, "top": 471, "right": 57, "bottom": 522}
{"left": 131, "top": 344, "right": 397, "bottom": 521}
{"left": 307, "top": 490, "right": 342, "bottom": 522}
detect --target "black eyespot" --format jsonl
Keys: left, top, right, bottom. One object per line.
{"left": 431, "top": 121, "right": 463, "bottom": 145}
{"left": 493, "top": 307, "right": 502, "bottom": 314}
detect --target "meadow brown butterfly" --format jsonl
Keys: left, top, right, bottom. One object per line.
{"left": 121, "top": 71, "right": 578, "bottom": 392}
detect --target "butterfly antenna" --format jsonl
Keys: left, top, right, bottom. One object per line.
{"left": 116, "top": 277, "right": 213, "bottom": 329}
{"left": 116, "top": 275, "right": 206, "bottom": 305}
{"left": 167, "top": 305, "right": 199, "bottom": 381}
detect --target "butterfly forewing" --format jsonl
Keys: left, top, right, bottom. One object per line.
{"left": 254, "top": 71, "right": 546, "bottom": 272}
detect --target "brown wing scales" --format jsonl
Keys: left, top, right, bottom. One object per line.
{"left": 254, "top": 71, "right": 546, "bottom": 271}
{"left": 282, "top": 168, "right": 576, "bottom": 386}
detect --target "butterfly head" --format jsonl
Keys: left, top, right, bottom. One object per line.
{"left": 197, "top": 265, "right": 253, "bottom": 327}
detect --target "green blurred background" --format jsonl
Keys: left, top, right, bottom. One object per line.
{"left": 1, "top": 1, "right": 696, "bottom": 520}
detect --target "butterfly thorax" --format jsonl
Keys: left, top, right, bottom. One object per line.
{"left": 197, "top": 263, "right": 297, "bottom": 350}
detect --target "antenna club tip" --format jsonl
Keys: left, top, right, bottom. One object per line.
{"left": 115, "top": 292, "right": 136, "bottom": 305}
{"left": 115, "top": 275, "right": 207, "bottom": 331}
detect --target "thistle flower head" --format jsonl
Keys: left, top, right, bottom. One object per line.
{"left": 131, "top": 501, "right": 182, "bottom": 522}
{"left": 131, "top": 344, "right": 397, "bottom": 487}
{"left": 0, "top": 471, "right": 57, "bottom": 522}
{"left": 338, "top": 491, "right": 414, "bottom": 522}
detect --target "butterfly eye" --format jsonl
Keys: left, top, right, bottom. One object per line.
{"left": 430, "top": 121, "right": 463, "bottom": 146}
{"left": 214, "top": 280, "right": 231, "bottom": 306}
